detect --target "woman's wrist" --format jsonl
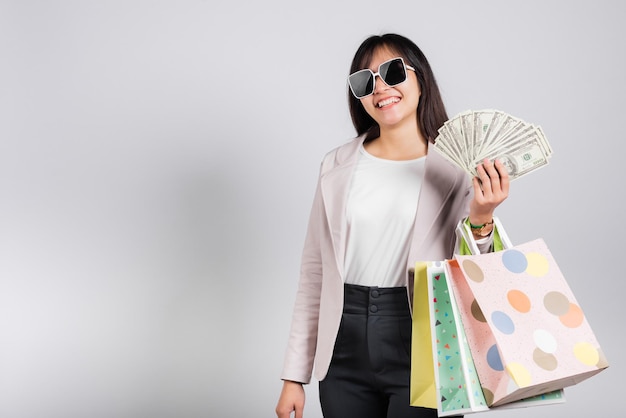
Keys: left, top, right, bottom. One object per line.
{"left": 468, "top": 217, "right": 494, "bottom": 237}
{"left": 468, "top": 215, "right": 493, "bottom": 227}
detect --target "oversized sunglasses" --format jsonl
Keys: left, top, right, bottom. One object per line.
{"left": 348, "top": 57, "right": 415, "bottom": 99}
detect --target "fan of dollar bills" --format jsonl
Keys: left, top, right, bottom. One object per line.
{"left": 433, "top": 109, "right": 552, "bottom": 181}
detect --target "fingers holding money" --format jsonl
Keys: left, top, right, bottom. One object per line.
{"left": 469, "top": 158, "right": 509, "bottom": 224}
{"left": 477, "top": 158, "right": 509, "bottom": 197}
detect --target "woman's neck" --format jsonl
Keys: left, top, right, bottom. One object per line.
{"left": 364, "top": 123, "right": 428, "bottom": 161}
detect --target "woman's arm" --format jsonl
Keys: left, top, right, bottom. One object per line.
{"left": 456, "top": 158, "right": 510, "bottom": 255}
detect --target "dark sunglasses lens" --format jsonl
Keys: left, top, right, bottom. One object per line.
{"left": 380, "top": 58, "right": 406, "bottom": 86}
{"left": 349, "top": 70, "right": 374, "bottom": 98}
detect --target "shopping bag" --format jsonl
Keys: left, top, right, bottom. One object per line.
{"left": 410, "top": 261, "right": 437, "bottom": 410}
{"left": 411, "top": 261, "right": 489, "bottom": 416}
{"left": 448, "top": 238, "right": 609, "bottom": 406}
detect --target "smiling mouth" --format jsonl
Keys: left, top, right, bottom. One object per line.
{"left": 377, "top": 97, "right": 400, "bottom": 108}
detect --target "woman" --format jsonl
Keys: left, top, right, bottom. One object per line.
{"left": 276, "top": 33, "right": 509, "bottom": 418}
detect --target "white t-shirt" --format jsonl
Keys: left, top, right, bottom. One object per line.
{"left": 344, "top": 145, "right": 426, "bottom": 287}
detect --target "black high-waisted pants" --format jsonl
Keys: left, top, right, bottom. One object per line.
{"left": 319, "top": 283, "right": 447, "bottom": 418}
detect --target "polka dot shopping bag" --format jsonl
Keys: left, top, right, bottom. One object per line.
{"left": 448, "top": 238, "right": 609, "bottom": 407}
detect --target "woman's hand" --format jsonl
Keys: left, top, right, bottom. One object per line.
{"left": 276, "top": 380, "right": 305, "bottom": 418}
{"left": 468, "top": 158, "right": 510, "bottom": 226}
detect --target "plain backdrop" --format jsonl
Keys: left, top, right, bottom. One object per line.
{"left": 1, "top": 1, "right": 624, "bottom": 417}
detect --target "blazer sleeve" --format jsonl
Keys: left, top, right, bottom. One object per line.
{"left": 279, "top": 164, "right": 326, "bottom": 384}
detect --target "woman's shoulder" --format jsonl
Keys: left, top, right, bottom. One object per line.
{"left": 319, "top": 135, "right": 364, "bottom": 174}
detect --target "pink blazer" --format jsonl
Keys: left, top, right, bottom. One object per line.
{"left": 280, "top": 134, "right": 472, "bottom": 384}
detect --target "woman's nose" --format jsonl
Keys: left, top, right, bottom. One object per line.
{"left": 373, "top": 74, "right": 388, "bottom": 94}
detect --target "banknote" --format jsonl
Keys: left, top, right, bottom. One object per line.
{"left": 434, "top": 109, "right": 552, "bottom": 181}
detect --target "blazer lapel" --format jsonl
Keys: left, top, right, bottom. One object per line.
{"left": 408, "top": 145, "right": 464, "bottom": 261}
{"left": 319, "top": 137, "right": 362, "bottom": 280}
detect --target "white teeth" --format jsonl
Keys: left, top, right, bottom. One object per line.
{"left": 377, "top": 97, "right": 400, "bottom": 108}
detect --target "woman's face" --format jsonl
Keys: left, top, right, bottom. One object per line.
{"left": 359, "top": 47, "right": 421, "bottom": 131}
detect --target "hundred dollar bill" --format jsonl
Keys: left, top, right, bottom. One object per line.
{"left": 460, "top": 111, "right": 477, "bottom": 168}
{"left": 481, "top": 126, "right": 547, "bottom": 162}
{"left": 434, "top": 125, "right": 464, "bottom": 168}
{"left": 483, "top": 139, "right": 550, "bottom": 180}
{"left": 480, "top": 113, "right": 523, "bottom": 157}
{"left": 438, "top": 122, "right": 469, "bottom": 168}
{"left": 443, "top": 111, "right": 472, "bottom": 168}
{"left": 472, "top": 109, "right": 496, "bottom": 146}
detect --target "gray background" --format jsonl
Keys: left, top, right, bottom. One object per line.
{"left": 1, "top": 1, "right": 624, "bottom": 417}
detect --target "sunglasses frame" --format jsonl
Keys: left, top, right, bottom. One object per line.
{"left": 348, "top": 57, "right": 416, "bottom": 99}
